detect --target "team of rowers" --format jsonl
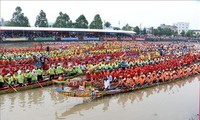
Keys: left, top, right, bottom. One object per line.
{"left": 0, "top": 41, "right": 199, "bottom": 90}
{"left": 0, "top": 42, "right": 191, "bottom": 68}
{"left": 85, "top": 53, "right": 200, "bottom": 90}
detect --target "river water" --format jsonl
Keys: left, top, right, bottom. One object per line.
{"left": 0, "top": 76, "right": 199, "bottom": 120}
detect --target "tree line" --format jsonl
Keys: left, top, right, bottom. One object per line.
{"left": 5, "top": 6, "right": 109, "bottom": 29}
{"left": 4, "top": 6, "right": 146, "bottom": 35}
{"left": 4, "top": 6, "right": 198, "bottom": 37}
{"left": 121, "top": 24, "right": 198, "bottom": 37}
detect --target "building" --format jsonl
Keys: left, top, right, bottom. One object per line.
{"left": 173, "top": 22, "right": 189, "bottom": 34}
{"left": 159, "top": 24, "right": 177, "bottom": 32}
{"left": 146, "top": 27, "right": 153, "bottom": 34}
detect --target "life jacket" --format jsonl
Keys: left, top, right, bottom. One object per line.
{"left": 139, "top": 74, "right": 145, "bottom": 85}
{"left": 161, "top": 73, "right": 165, "bottom": 82}
{"left": 133, "top": 76, "right": 139, "bottom": 84}
{"left": 152, "top": 73, "right": 157, "bottom": 82}
{"left": 172, "top": 71, "right": 177, "bottom": 80}
{"left": 131, "top": 79, "right": 136, "bottom": 86}
{"left": 126, "top": 78, "right": 131, "bottom": 84}
{"left": 170, "top": 71, "right": 173, "bottom": 80}
{"left": 147, "top": 76, "right": 152, "bottom": 84}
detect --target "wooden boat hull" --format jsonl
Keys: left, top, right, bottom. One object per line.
{"left": 0, "top": 73, "right": 85, "bottom": 95}
{"left": 0, "top": 80, "right": 52, "bottom": 95}
{"left": 54, "top": 75, "right": 195, "bottom": 98}
{"left": 52, "top": 80, "right": 81, "bottom": 88}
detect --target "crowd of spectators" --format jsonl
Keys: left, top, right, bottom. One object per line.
{"left": 0, "top": 30, "right": 134, "bottom": 41}
{"left": 1, "top": 30, "right": 200, "bottom": 41}
{"left": 138, "top": 34, "right": 200, "bottom": 41}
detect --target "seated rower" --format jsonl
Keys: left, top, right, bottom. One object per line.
{"left": 124, "top": 75, "right": 132, "bottom": 88}
{"left": 106, "top": 74, "right": 113, "bottom": 83}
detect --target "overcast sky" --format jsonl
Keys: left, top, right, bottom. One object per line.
{"left": 1, "top": 0, "right": 200, "bottom": 29}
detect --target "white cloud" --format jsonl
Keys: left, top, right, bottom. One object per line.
{"left": 1, "top": 1, "right": 200, "bottom": 29}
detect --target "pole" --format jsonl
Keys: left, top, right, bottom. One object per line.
{"left": 37, "top": 81, "right": 43, "bottom": 88}
{"left": 5, "top": 80, "right": 17, "bottom": 92}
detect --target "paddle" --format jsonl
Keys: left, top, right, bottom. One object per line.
{"left": 86, "top": 62, "right": 102, "bottom": 74}
{"left": 4, "top": 80, "right": 18, "bottom": 92}
{"left": 37, "top": 81, "right": 43, "bottom": 88}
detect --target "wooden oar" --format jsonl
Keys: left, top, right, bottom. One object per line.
{"left": 86, "top": 62, "right": 102, "bottom": 73}
{"left": 4, "top": 80, "right": 18, "bottom": 92}
{"left": 37, "top": 81, "right": 43, "bottom": 88}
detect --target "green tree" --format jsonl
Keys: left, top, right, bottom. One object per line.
{"left": 74, "top": 14, "right": 88, "bottom": 28}
{"left": 141, "top": 28, "right": 147, "bottom": 35}
{"left": 196, "top": 33, "right": 200, "bottom": 37}
{"left": 180, "top": 30, "right": 185, "bottom": 36}
{"left": 5, "top": 6, "right": 30, "bottom": 27}
{"left": 152, "top": 29, "right": 159, "bottom": 35}
{"left": 173, "top": 31, "right": 178, "bottom": 36}
{"left": 35, "top": 10, "right": 48, "bottom": 27}
{"left": 122, "top": 24, "right": 133, "bottom": 31}
{"left": 162, "top": 28, "right": 173, "bottom": 36}
{"left": 66, "top": 20, "right": 74, "bottom": 28}
{"left": 157, "top": 27, "right": 163, "bottom": 36}
{"left": 53, "top": 12, "right": 71, "bottom": 28}
{"left": 89, "top": 14, "right": 103, "bottom": 29}
{"left": 104, "top": 21, "right": 111, "bottom": 28}
{"left": 133, "top": 26, "right": 140, "bottom": 35}
{"left": 185, "top": 30, "right": 193, "bottom": 37}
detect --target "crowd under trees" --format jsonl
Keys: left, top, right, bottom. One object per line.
{"left": 3, "top": 6, "right": 197, "bottom": 37}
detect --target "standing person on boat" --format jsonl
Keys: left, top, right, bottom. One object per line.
{"left": 0, "top": 74, "right": 4, "bottom": 88}
{"left": 36, "top": 67, "right": 43, "bottom": 81}
{"left": 31, "top": 69, "right": 37, "bottom": 83}
{"left": 48, "top": 65, "right": 55, "bottom": 81}
{"left": 26, "top": 70, "right": 32, "bottom": 84}
{"left": 7, "top": 73, "right": 14, "bottom": 86}
{"left": 56, "top": 63, "right": 64, "bottom": 76}
{"left": 17, "top": 70, "right": 24, "bottom": 87}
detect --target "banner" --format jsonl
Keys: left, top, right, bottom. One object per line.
{"left": 135, "top": 38, "right": 145, "bottom": 41}
{"left": 35, "top": 37, "right": 54, "bottom": 41}
{"left": 3, "top": 37, "right": 28, "bottom": 41}
{"left": 83, "top": 37, "right": 99, "bottom": 40}
{"left": 61, "top": 37, "right": 78, "bottom": 40}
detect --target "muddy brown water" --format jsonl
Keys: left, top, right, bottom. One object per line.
{"left": 0, "top": 76, "right": 199, "bottom": 120}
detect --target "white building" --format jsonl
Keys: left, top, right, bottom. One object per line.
{"left": 173, "top": 22, "right": 189, "bottom": 34}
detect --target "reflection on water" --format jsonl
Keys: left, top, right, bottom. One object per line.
{"left": 0, "top": 76, "right": 199, "bottom": 120}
